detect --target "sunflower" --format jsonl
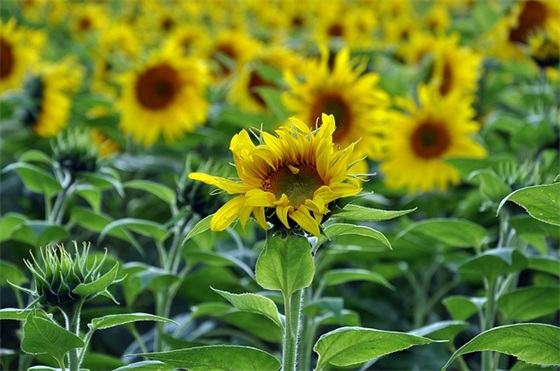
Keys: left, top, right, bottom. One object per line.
{"left": 528, "top": 29, "right": 560, "bottom": 68}
{"left": 68, "top": 3, "right": 108, "bottom": 41}
{"left": 189, "top": 114, "right": 362, "bottom": 237}
{"left": 0, "top": 19, "right": 41, "bottom": 94}
{"left": 282, "top": 46, "right": 389, "bottom": 162}
{"left": 427, "top": 33, "right": 482, "bottom": 97}
{"left": 118, "top": 45, "right": 209, "bottom": 147}
{"left": 483, "top": 0, "right": 560, "bottom": 61}
{"left": 378, "top": 85, "right": 487, "bottom": 193}
{"left": 18, "top": 57, "right": 83, "bottom": 137}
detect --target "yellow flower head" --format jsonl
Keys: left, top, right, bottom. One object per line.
{"left": 379, "top": 85, "right": 487, "bottom": 193}
{"left": 118, "top": 45, "right": 209, "bottom": 147}
{"left": 283, "top": 46, "right": 389, "bottom": 162}
{"left": 189, "top": 114, "right": 363, "bottom": 237}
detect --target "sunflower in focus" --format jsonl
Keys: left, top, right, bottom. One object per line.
{"left": 118, "top": 45, "right": 209, "bottom": 147}
{"left": 189, "top": 114, "right": 362, "bottom": 237}
{"left": 283, "top": 46, "right": 389, "bottom": 164}
{"left": 0, "top": 19, "right": 42, "bottom": 94}
{"left": 378, "top": 86, "right": 487, "bottom": 193}
{"left": 18, "top": 57, "right": 83, "bottom": 137}
{"left": 428, "top": 33, "right": 482, "bottom": 97}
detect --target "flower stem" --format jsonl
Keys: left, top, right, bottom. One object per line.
{"left": 67, "top": 300, "right": 85, "bottom": 371}
{"left": 482, "top": 277, "right": 497, "bottom": 371}
{"left": 282, "top": 289, "right": 303, "bottom": 371}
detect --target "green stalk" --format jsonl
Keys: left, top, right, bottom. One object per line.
{"left": 482, "top": 277, "right": 497, "bottom": 371}
{"left": 282, "top": 289, "right": 303, "bottom": 371}
{"left": 298, "top": 288, "right": 315, "bottom": 371}
{"left": 67, "top": 300, "right": 85, "bottom": 371}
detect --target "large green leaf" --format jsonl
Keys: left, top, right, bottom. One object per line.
{"left": 182, "top": 214, "right": 213, "bottom": 243}
{"left": 498, "top": 286, "right": 560, "bottom": 321}
{"left": 99, "top": 218, "right": 169, "bottom": 244}
{"left": 212, "top": 288, "right": 283, "bottom": 330}
{"left": 443, "top": 324, "right": 560, "bottom": 369}
{"left": 3, "top": 162, "right": 61, "bottom": 197}
{"left": 458, "top": 248, "right": 528, "bottom": 281}
{"left": 0, "top": 212, "right": 27, "bottom": 242}
{"left": 17, "top": 149, "right": 53, "bottom": 166}
{"left": 0, "top": 308, "right": 33, "bottom": 321}
{"left": 313, "top": 326, "right": 433, "bottom": 370}
{"left": 124, "top": 180, "right": 176, "bottom": 206}
{"left": 399, "top": 218, "right": 488, "bottom": 249}
{"left": 74, "top": 185, "right": 102, "bottom": 212}
{"left": 319, "top": 223, "right": 391, "bottom": 249}
{"left": 302, "top": 297, "right": 343, "bottom": 323}
{"left": 90, "top": 313, "right": 176, "bottom": 330}
{"left": 11, "top": 220, "right": 69, "bottom": 246}
{"left": 331, "top": 205, "right": 416, "bottom": 222}
{"left": 0, "top": 261, "right": 28, "bottom": 287}
{"left": 469, "top": 169, "right": 511, "bottom": 201}
{"left": 322, "top": 269, "right": 394, "bottom": 290}
{"left": 141, "top": 345, "right": 281, "bottom": 371}
{"left": 21, "top": 312, "right": 84, "bottom": 365}
{"left": 80, "top": 171, "right": 124, "bottom": 196}
{"left": 121, "top": 263, "right": 179, "bottom": 306}
{"left": 498, "top": 183, "right": 560, "bottom": 226}
{"left": 528, "top": 257, "right": 560, "bottom": 277}
{"left": 255, "top": 233, "right": 314, "bottom": 295}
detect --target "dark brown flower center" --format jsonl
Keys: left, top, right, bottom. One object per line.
{"left": 310, "top": 93, "right": 352, "bottom": 144}
{"left": 265, "top": 164, "right": 324, "bottom": 206}
{"left": 214, "top": 44, "right": 237, "bottom": 76}
{"left": 161, "top": 17, "right": 175, "bottom": 31}
{"left": 439, "top": 61, "right": 453, "bottom": 96}
{"left": 328, "top": 23, "right": 344, "bottom": 37}
{"left": 509, "top": 0, "right": 548, "bottom": 44}
{"left": 411, "top": 121, "right": 451, "bottom": 159}
{"left": 0, "top": 37, "right": 14, "bottom": 80}
{"left": 135, "top": 64, "right": 180, "bottom": 110}
{"left": 79, "top": 17, "right": 92, "bottom": 31}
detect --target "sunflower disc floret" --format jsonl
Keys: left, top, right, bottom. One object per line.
{"left": 189, "top": 114, "right": 362, "bottom": 237}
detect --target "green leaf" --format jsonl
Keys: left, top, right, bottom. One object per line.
{"left": 80, "top": 172, "right": 124, "bottom": 197}
{"left": 458, "top": 248, "right": 528, "bottom": 281}
{"left": 498, "top": 286, "right": 560, "bottom": 321}
{"left": 75, "top": 185, "right": 101, "bottom": 212}
{"left": 21, "top": 312, "right": 84, "bottom": 365}
{"left": 121, "top": 263, "right": 179, "bottom": 306}
{"left": 141, "top": 345, "right": 281, "bottom": 371}
{"left": 0, "top": 212, "right": 27, "bottom": 242}
{"left": 114, "top": 361, "right": 175, "bottom": 371}
{"left": 18, "top": 150, "right": 53, "bottom": 166}
{"left": 319, "top": 223, "right": 391, "bottom": 249}
{"left": 212, "top": 288, "right": 283, "bottom": 330}
{"left": 0, "top": 308, "right": 33, "bottom": 321}
{"left": 528, "top": 257, "right": 560, "bottom": 277}
{"left": 442, "top": 324, "right": 560, "bottom": 369}
{"left": 11, "top": 221, "right": 69, "bottom": 246}
{"left": 183, "top": 214, "right": 213, "bottom": 243}
{"left": 322, "top": 269, "right": 394, "bottom": 290}
{"left": 124, "top": 180, "right": 176, "bottom": 206}
{"left": 314, "top": 326, "right": 433, "bottom": 370}
{"left": 90, "top": 312, "right": 176, "bottom": 331}
{"left": 469, "top": 169, "right": 511, "bottom": 201}
{"left": 302, "top": 297, "right": 343, "bottom": 323}
{"left": 442, "top": 296, "right": 485, "bottom": 321}
{"left": 0, "top": 261, "right": 28, "bottom": 287}
{"left": 332, "top": 205, "right": 416, "bottom": 222}
{"left": 99, "top": 218, "right": 169, "bottom": 244}
{"left": 73, "top": 263, "right": 119, "bottom": 298}
{"left": 409, "top": 320, "right": 468, "bottom": 341}
{"left": 498, "top": 183, "right": 560, "bottom": 226}
{"left": 255, "top": 233, "right": 314, "bottom": 294}
{"left": 399, "top": 218, "right": 488, "bottom": 249}
{"left": 3, "top": 163, "right": 61, "bottom": 197}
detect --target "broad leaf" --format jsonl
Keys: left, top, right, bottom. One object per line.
{"left": 528, "top": 257, "right": 560, "bottom": 277}
{"left": 90, "top": 313, "right": 176, "bottom": 331}
{"left": 332, "top": 205, "right": 416, "bottom": 222}
{"left": 11, "top": 220, "right": 69, "bottom": 246}
{"left": 3, "top": 162, "right": 61, "bottom": 197}
{"left": 0, "top": 261, "right": 28, "bottom": 286}
{"left": 458, "top": 248, "right": 528, "bottom": 281}
{"left": 498, "top": 183, "right": 560, "bottom": 226}
{"left": 498, "top": 286, "right": 560, "bottom": 321}
{"left": 399, "top": 218, "right": 487, "bottom": 249}
{"left": 319, "top": 223, "right": 391, "bottom": 249}
{"left": 469, "top": 169, "right": 511, "bottom": 201}
{"left": 302, "top": 297, "right": 344, "bottom": 323}
{"left": 18, "top": 149, "right": 53, "bottom": 166}
{"left": 114, "top": 361, "right": 175, "bottom": 371}
{"left": 100, "top": 218, "right": 169, "bottom": 244}
{"left": 141, "top": 345, "right": 281, "bottom": 371}
{"left": 183, "top": 214, "right": 213, "bottom": 243}
{"left": 409, "top": 320, "right": 468, "bottom": 341}
{"left": 314, "top": 326, "right": 433, "bottom": 370}
{"left": 0, "top": 212, "right": 27, "bottom": 242}
{"left": 0, "top": 308, "right": 33, "bottom": 321}
{"left": 443, "top": 324, "right": 560, "bottom": 369}
{"left": 322, "top": 269, "right": 394, "bottom": 290}
{"left": 75, "top": 185, "right": 102, "bottom": 212}
{"left": 212, "top": 288, "right": 283, "bottom": 330}
{"left": 80, "top": 172, "right": 124, "bottom": 197}
{"left": 22, "top": 312, "right": 84, "bottom": 365}
{"left": 124, "top": 180, "right": 176, "bottom": 206}
{"left": 255, "top": 233, "right": 314, "bottom": 294}
{"left": 443, "top": 296, "right": 485, "bottom": 321}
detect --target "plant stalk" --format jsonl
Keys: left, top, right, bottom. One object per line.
{"left": 282, "top": 289, "right": 303, "bottom": 371}
{"left": 482, "top": 277, "right": 497, "bottom": 371}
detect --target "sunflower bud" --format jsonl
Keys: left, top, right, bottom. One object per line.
{"left": 22, "top": 241, "right": 119, "bottom": 308}
{"left": 529, "top": 31, "right": 560, "bottom": 68}
{"left": 178, "top": 155, "right": 232, "bottom": 218}
{"left": 52, "top": 128, "right": 99, "bottom": 178}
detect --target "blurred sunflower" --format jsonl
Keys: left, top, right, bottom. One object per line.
{"left": 18, "top": 57, "right": 83, "bottom": 137}
{"left": 484, "top": 0, "right": 560, "bottom": 61}
{"left": 189, "top": 114, "right": 362, "bottom": 237}
{"left": 428, "top": 33, "right": 482, "bottom": 97}
{"left": 164, "top": 24, "right": 207, "bottom": 57}
{"left": 118, "top": 45, "right": 209, "bottom": 147}
{"left": 0, "top": 19, "right": 42, "bottom": 94}
{"left": 528, "top": 30, "right": 560, "bottom": 68}
{"left": 396, "top": 30, "right": 437, "bottom": 65}
{"left": 228, "top": 45, "right": 303, "bottom": 113}
{"left": 69, "top": 3, "right": 108, "bottom": 41}
{"left": 283, "top": 46, "right": 389, "bottom": 163}
{"left": 378, "top": 86, "right": 487, "bottom": 193}
{"left": 91, "top": 129, "right": 120, "bottom": 158}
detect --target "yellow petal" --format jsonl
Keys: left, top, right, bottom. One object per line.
{"left": 189, "top": 173, "right": 252, "bottom": 194}
{"left": 211, "top": 196, "right": 245, "bottom": 231}
{"left": 290, "top": 206, "right": 321, "bottom": 237}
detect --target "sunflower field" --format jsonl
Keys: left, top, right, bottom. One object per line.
{"left": 0, "top": 0, "right": 559, "bottom": 370}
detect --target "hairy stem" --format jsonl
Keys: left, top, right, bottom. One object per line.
{"left": 282, "top": 289, "right": 303, "bottom": 371}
